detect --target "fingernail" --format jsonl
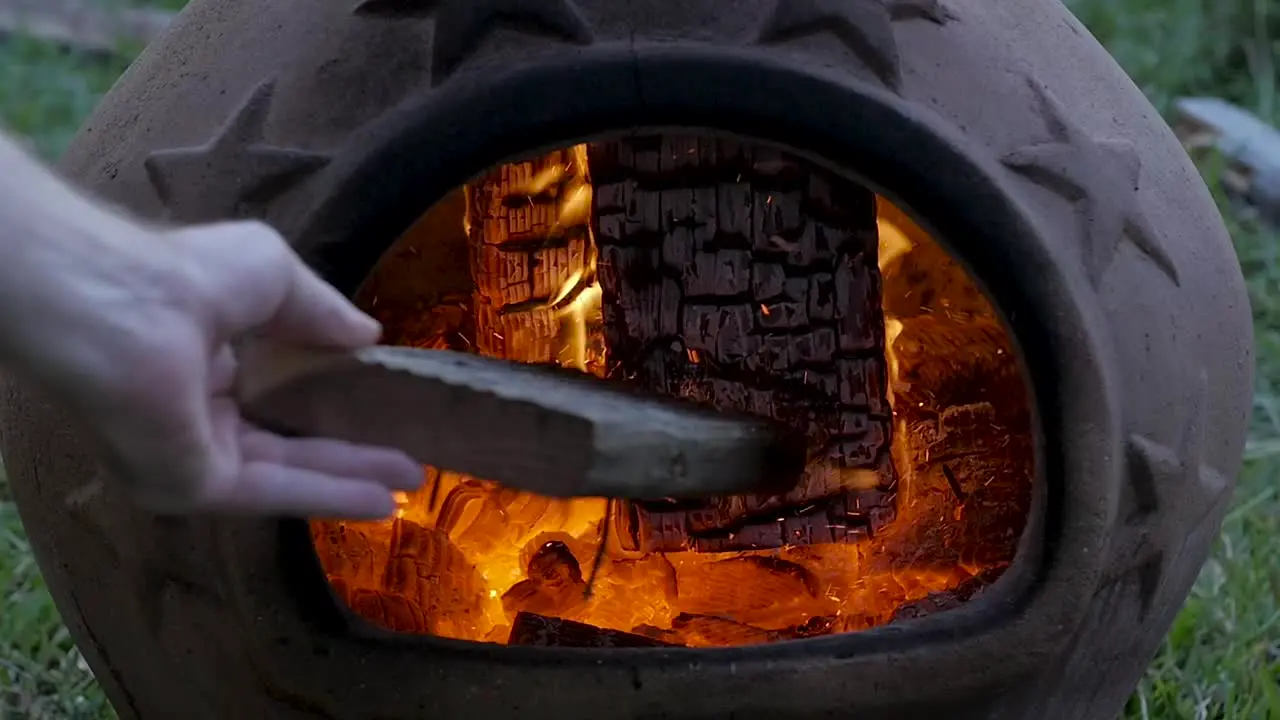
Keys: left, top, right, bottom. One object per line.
{"left": 348, "top": 489, "right": 397, "bottom": 521}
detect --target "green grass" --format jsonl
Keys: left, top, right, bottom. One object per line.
{"left": 0, "top": 1, "right": 1278, "bottom": 718}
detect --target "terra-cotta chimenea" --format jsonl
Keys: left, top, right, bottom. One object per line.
{"left": 0, "top": 0, "right": 1254, "bottom": 718}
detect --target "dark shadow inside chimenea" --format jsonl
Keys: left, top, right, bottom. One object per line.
{"left": 309, "top": 132, "right": 1038, "bottom": 649}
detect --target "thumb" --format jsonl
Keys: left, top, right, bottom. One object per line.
{"left": 266, "top": 252, "right": 381, "bottom": 349}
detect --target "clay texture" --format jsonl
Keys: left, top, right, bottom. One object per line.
{"left": 0, "top": 0, "right": 1254, "bottom": 718}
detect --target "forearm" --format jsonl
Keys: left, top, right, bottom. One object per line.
{"left": 0, "top": 130, "right": 168, "bottom": 378}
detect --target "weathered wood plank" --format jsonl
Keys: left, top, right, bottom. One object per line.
{"left": 235, "top": 342, "right": 806, "bottom": 500}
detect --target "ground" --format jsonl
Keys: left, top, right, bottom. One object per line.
{"left": 0, "top": 1, "right": 1277, "bottom": 718}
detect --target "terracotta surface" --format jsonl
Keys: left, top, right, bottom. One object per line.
{"left": 0, "top": 0, "right": 1254, "bottom": 718}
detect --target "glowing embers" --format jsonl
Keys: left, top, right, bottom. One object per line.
{"left": 312, "top": 134, "right": 1034, "bottom": 648}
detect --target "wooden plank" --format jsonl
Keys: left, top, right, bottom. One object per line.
{"left": 234, "top": 342, "right": 806, "bottom": 500}
{"left": 0, "top": 0, "right": 173, "bottom": 54}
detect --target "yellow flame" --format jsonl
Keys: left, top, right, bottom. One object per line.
{"left": 569, "top": 143, "right": 590, "bottom": 176}
{"left": 877, "top": 212, "right": 913, "bottom": 417}
{"left": 556, "top": 184, "right": 592, "bottom": 229}
{"left": 548, "top": 269, "right": 585, "bottom": 308}
{"left": 883, "top": 318, "right": 905, "bottom": 412}
{"left": 877, "top": 218, "right": 914, "bottom": 272}
{"left": 462, "top": 186, "right": 473, "bottom": 236}
{"left": 555, "top": 282, "right": 602, "bottom": 372}
{"left": 391, "top": 491, "right": 410, "bottom": 519}
{"left": 541, "top": 144, "right": 604, "bottom": 375}
{"left": 516, "top": 163, "right": 566, "bottom": 196}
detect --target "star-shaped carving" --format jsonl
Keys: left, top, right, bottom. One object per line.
{"left": 756, "top": 0, "right": 955, "bottom": 92}
{"left": 1002, "top": 79, "right": 1180, "bottom": 288}
{"left": 144, "top": 80, "right": 330, "bottom": 224}
{"left": 1107, "top": 370, "right": 1229, "bottom": 617}
{"left": 354, "top": 0, "right": 596, "bottom": 85}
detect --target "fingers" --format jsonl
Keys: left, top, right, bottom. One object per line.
{"left": 266, "top": 255, "right": 381, "bottom": 349}
{"left": 173, "top": 221, "right": 380, "bottom": 349}
{"left": 240, "top": 428, "right": 424, "bottom": 492}
{"left": 206, "top": 427, "right": 423, "bottom": 518}
{"left": 210, "top": 463, "right": 401, "bottom": 520}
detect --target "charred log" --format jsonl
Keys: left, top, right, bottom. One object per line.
{"left": 590, "top": 135, "right": 897, "bottom": 553}
{"left": 636, "top": 612, "right": 838, "bottom": 647}
{"left": 888, "top": 567, "right": 1004, "bottom": 624}
{"left": 509, "top": 612, "right": 679, "bottom": 648}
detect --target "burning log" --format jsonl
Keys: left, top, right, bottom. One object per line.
{"left": 312, "top": 521, "right": 389, "bottom": 591}
{"left": 465, "top": 146, "right": 597, "bottom": 368}
{"left": 329, "top": 577, "right": 432, "bottom": 634}
{"left": 509, "top": 612, "right": 678, "bottom": 648}
{"left": 501, "top": 540, "right": 588, "bottom": 619}
{"left": 640, "top": 612, "right": 838, "bottom": 648}
{"left": 888, "top": 567, "right": 1003, "bottom": 624}
{"left": 882, "top": 303, "right": 1034, "bottom": 572}
{"left": 890, "top": 315, "right": 1026, "bottom": 418}
{"left": 381, "top": 519, "right": 488, "bottom": 636}
{"left": 589, "top": 135, "right": 897, "bottom": 552}
{"left": 673, "top": 555, "right": 823, "bottom": 627}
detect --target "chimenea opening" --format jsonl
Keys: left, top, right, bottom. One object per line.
{"left": 309, "top": 132, "right": 1035, "bottom": 649}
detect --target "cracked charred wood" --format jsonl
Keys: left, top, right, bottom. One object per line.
{"left": 590, "top": 135, "right": 897, "bottom": 553}
{"left": 466, "top": 147, "right": 598, "bottom": 368}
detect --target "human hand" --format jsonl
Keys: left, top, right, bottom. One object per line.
{"left": 4, "top": 217, "right": 423, "bottom": 519}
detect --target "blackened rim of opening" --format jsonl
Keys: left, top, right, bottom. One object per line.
{"left": 223, "top": 44, "right": 1118, "bottom": 677}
